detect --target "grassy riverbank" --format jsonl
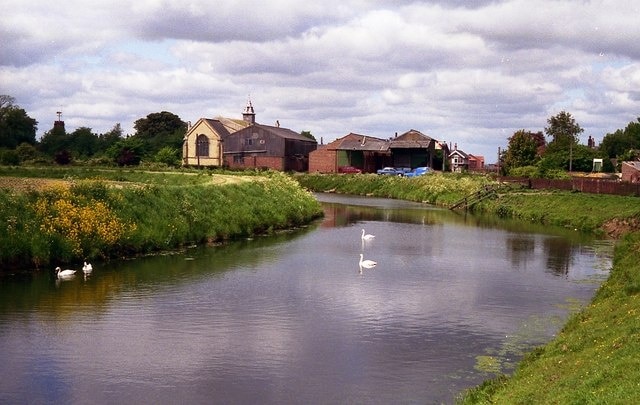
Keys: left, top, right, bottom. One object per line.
{"left": 0, "top": 168, "right": 322, "bottom": 270}
{"left": 295, "top": 172, "right": 640, "bottom": 403}
{"left": 295, "top": 172, "right": 494, "bottom": 206}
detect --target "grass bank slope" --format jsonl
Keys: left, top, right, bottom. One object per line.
{"left": 0, "top": 169, "right": 322, "bottom": 269}
{"left": 295, "top": 172, "right": 494, "bottom": 205}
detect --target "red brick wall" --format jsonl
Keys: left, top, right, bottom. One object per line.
{"left": 621, "top": 163, "right": 640, "bottom": 183}
{"left": 223, "top": 155, "right": 283, "bottom": 171}
{"left": 254, "top": 156, "right": 284, "bottom": 171}
{"left": 309, "top": 148, "right": 337, "bottom": 173}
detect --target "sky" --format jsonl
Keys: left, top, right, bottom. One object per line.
{"left": 2, "top": 0, "right": 640, "bottom": 163}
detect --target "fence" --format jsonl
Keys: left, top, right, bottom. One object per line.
{"left": 499, "top": 176, "right": 640, "bottom": 197}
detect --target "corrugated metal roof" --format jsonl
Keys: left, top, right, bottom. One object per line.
{"left": 326, "top": 133, "right": 390, "bottom": 152}
{"left": 255, "top": 124, "right": 317, "bottom": 143}
{"left": 389, "top": 129, "right": 434, "bottom": 148}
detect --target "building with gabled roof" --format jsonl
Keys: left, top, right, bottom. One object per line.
{"left": 448, "top": 144, "right": 469, "bottom": 172}
{"left": 182, "top": 118, "right": 234, "bottom": 167}
{"left": 621, "top": 161, "right": 640, "bottom": 183}
{"left": 389, "top": 129, "right": 446, "bottom": 170}
{"left": 183, "top": 100, "right": 316, "bottom": 171}
{"left": 223, "top": 121, "right": 317, "bottom": 172}
{"left": 308, "top": 133, "right": 390, "bottom": 173}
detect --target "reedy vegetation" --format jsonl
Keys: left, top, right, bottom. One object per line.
{"left": 0, "top": 169, "right": 322, "bottom": 268}
{"left": 294, "top": 171, "right": 640, "bottom": 403}
{"left": 295, "top": 172, "right": 495, "bottom": 205}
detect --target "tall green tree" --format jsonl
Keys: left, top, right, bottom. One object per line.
{"left": 599, "top": 118, "right": 640, "bottom": 159}
{"left": 0, "top": 95, "right": 38, "bottom": 148}
{"left": 544, "top": 110, "right": 584, "bottom": 149}
{"left": 97, "top": 123, "right": 124, "bottom": 154}
{"left": 133, "top": 111, "right": 186, "bottom": 156}
{"left": 544, "top": 111, "right": 584, "bottom": 172}
{"left": 503, "top": 130, "right": 544, "bottom": 174}
{"left": 69, "top": 127, "right": 99, "bottom": 158}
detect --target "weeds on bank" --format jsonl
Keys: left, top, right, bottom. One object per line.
{"left": 1, "top": 170, "right": 322, "bottom": 268}
{"left": 296, "top": 172, "right": 493, "bottom": 205}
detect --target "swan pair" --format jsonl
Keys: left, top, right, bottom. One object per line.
{"left": 359, "top": 228, "right": 377, "bottom": 269}
{"left": 55, "top": 261, "right": 93, "bottom": 279}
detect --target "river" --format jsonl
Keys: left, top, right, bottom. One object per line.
{"left": 0, "top": 193, "right": 612, "bottom": 404}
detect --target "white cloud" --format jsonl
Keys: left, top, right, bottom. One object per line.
{"left": 2, "top": 0, "right": 640, "bottom": 160}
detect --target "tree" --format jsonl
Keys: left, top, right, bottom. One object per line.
{"left": 97, "top": 123, "right": 124, "bottom": 153}
{"left": 0, "top": 95, "right": 38, "bottom": 148}
{"left": 133, "top": 111, "right": 186, "bottom": 156}
{"left": 544, "top": 111, "right": 584, "bottom": 172}
{"left": 106, "top": 137, "right": 145, "bottom": 166}
{"left": 38, "top": 122, "right": 69, "bottom": 157}
{"left": 300, "top": 130, "right": 316, "bottom": 141}
{"left": 154, "top": 146, "right": 181, "bottom": 167}
{"left": 503, "top": 130, "right": 544, "bottom": 174}
{"left": 544, "top": 111, "right": 583, "bottom": 148}
{"left": 68, "top": 127, "right": 98, "bottom": 158}
{"left": 599, "top": 118, "right": 640, "bottom": 159}
{"left": 15, "top": 142, "right": 40, "bottom": 162}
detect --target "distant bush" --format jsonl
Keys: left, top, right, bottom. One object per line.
{"left": 0, "top": 148, "right": 19, "bottom": 165}
{"left": 508, "top": 165, "right": 539, "bottom": 178}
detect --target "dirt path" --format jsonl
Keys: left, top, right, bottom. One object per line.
{"left": 0, "top": 173, "right": 257, "bottom": 192}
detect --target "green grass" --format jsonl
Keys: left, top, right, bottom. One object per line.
{"left": 0, "top": 169, "right": 322, "bottom": 269}
{"left": 473, "top": 189, "right": 640, "bottom": 235}
{"left": 295, "top": 172, "right": 494, "bottom": 205}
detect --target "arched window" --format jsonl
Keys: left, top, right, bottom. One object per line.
{"left": 196, "top": 134, "right": 209, "bottom": 157}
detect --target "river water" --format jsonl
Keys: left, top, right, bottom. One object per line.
{"left": 0, "top": 193, "right": 612, "bottom": 404}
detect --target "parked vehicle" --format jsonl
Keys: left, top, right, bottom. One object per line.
{"left": 405, "top": 167, "right": 431, "bottom": 177}
{"left": 376, "top": 167, "right": 404, "bottom": 176}
{"left": 338, "top": 166, "right": 362, "bottom": 174}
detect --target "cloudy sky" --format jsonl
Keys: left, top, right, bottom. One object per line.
{"left": 2, "top": 0, "right": 640, "bottom": 161}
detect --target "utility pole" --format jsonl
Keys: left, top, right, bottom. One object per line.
{"left": 569, "top": 138, "right": 573, "bottom": 173}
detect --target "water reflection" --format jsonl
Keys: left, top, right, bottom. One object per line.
{"left": 0, "top": 193, "right": 612, "bottom": 404}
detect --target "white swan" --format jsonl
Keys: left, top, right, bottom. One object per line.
{"left": 359, "top": 253, "right": 377, "bottom": 269}
{"left": 82, "top": 261, "right": 93, "bottom": 274}
{"left": 361, "top": 229, "right": 375, "bottom": 241}
{"left": 55, "top": 266, "right": 76, "bottom": 279}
